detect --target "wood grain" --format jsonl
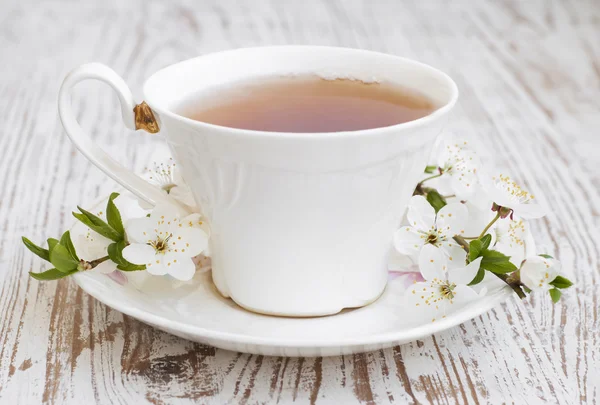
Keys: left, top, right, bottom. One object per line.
{"left": 1, "top": 0, "right": 598, "bottom": 403}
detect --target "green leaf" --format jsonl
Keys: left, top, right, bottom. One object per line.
{"left": 107, "top": 242, "right": 120, "bottom": 264}
{"left": 49, "top": 243, "right": 79, "bottom": 272}
{"left": 106, "top": 192, "right": 124, "bottom": 237}
{"left": 73, "top": 207, "right": 121, "bottom": 242}
{"left": 29, "top": 268, "right": 76, "bottom": 280}
{"left": 60, "top": 231, "right": 79, "bottom": 261}
{"left": 424, "top": 165, "right": 438, "bottom": 174}
{"left": 47, "top": 238, "right": 59, "bottom": 253}
{"left": 550, "top": 275, "right": 573, "bottom": 289}
{"left": 468, "top": 239, "right": 484, "bottom": 262}
{"left": 539, "top": 254, "right": 554, "bottom": 259}
{"left": 107, "top": 241, "right": 146, "bottom": 271}
{"left": 426, "top": 190, "right": 447, "bottom": 213}
{"left": 480, "top": 249, "right": 518, "bottom": 274}
{"left": 116, "top": 263, "right": 146, "bottom": 271}
{"left": 549, "top": 288, "right": 562, "bottom": 303}
{"left": 468, "top": 267, "right": 486, "bottom": 286}
{"left": 22, "top": 237, "right": 50, "bottom": 261}
{"left": 480, "top": 234, "right": 492, "bottom": 250}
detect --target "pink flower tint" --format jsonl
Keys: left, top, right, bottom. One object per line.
{"left": 106, "top": 270, "right": 128, "bottom": 285}
{"left": 388, "top": 270, "right": 425, "bottom": 287}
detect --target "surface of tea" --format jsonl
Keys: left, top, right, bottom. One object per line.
{"left": 176, "top": 76, "right": 436, "bottom": 132}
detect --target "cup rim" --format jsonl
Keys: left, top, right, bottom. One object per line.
{"left": 143, "top": 45, "right": 458, "bottom": 139}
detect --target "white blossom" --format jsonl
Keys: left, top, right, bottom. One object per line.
{"left": 434, "top": 139, "right": 480, "bottom": 200}
{"left": 492, "top": 217, "right": 529, "bottom": 267}
{"left": 122, "top": 204, "right": 209, "bottom": 281}
{"left": 73, "top": 194, "right": 147, "bottom": 274}
{"left": 146, "top": 158, "right": 197, "bottom": 210}
{"left": 520, "top": 256, "right": 561, "bottom": 291}
{"left": 394, "top": 196, "right": 468, "bottom": 262}
{"left": 405, "top": 244, "right": 483, "bottom": 322}
{"left": 482, "top": 173, "right": 546, "bottom": 219}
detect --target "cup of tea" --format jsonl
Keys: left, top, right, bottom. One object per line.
{"left": 59, "top": 46, "right": 458, "bottom": 317}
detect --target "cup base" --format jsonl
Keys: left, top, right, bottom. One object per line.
{"left": 219, "top": 283, "right": 387, "bottom": 318}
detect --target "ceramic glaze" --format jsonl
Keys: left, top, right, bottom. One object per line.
{"left": 59, "top": 46, "right": 458, "bottom": 316}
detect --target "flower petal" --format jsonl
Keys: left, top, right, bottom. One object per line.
{"left": 520, "top": 256, "right": 561, "bottom": 291}
{"left": 146, "top": 261, "right": 168, "bottom": 276}
{"left": 170, "top": 185, "right": 198, "bottom": 209}
{"left": 125, "top": 218, "right": 154, "bottom": 243}
{"left": 448, "top": 257, "right": 482, "bottom": 285}
{"left": 407, "top": 195, "right": 436, "bottom": 231}
{"left": 405, "top": 281, "right": 444, "bottom": 313}
{"left": 480, "top": 174, "right": 512, "bottom": 208}
{"left": 150, "top": 202, "right": 188, "bottom": 223}
{"left": 405, "top": 280, "right": 452, "bottom": 322}
{"left": 418, "top": 244, "right": 446, "bottom": 281}
{"left": 165, "top": 258, "right": 196, "bottom": 281}
{"left": 450, "top": 172, "right": 477, "bottom": 199}
{"left": 171, "top": 227, "right": 209, "bottom": 256}
{"left": 436, "top": 203, "right": 468, "bottom": 237}
{"left": 73, "top": 232, "right": 112, "bottom": 261}
{"left": 114, "top": 194, "right": 149, "bottom": 221}
{"left": 463, "top": 201, "right": 495, "bottom": 236}
{"left": 94, "top": 260, "right": 116, "bottom": 274}
{"left": 446, "top": 245, "right": 467, "bottom": 269}
{"left": 393, "top": 226, "right": 425, "bottom": 256}
{"left": 437, "top": 240, "right": 462, "bottom": 258}
{"left": 493, "top": 218, "right": 528, "bottom": 267}
{"left": 513, "top": 203, "right": 547, "bottom": 219}
{"left": 122, "top": 243, "right": 155, "bottom": 265}
{"left": 452, "top": 285, "right": 481, "bottom": 305}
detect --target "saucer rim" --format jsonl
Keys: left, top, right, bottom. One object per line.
{"left": 74, "top": 272, "right": 512, "bottom": 348}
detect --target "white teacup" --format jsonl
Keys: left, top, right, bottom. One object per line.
{"left": 59, "top": 46, "right": 458, "bottom": 317}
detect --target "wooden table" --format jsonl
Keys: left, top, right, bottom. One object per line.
{"left": 1, "top": 0, "right": 598, "bottom": 403}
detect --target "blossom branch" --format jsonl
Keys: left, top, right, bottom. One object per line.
{"left": 87, "top": 256, "right": 110, "bottom": 268}
{"left": 478, "top": 211, "right": 501, "bottom": 240}
{"left": 453, "top": 235, "right": 470, "bottom": 252}
{"left": 494, "top": 272, "right": 527, "bottom": 299}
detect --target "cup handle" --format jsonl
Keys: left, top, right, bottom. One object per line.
{"left": 58, "top": 63, "right": 174, "bottom": 207}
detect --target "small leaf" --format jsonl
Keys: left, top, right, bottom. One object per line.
{"left": 47, "top": 238, "right": 59, "bottom": 253}
{"left": 480, "top": 249, "right": 518, "bottom": 274}
{"left": 30, "top": 268, "right": 75, "bottom": 280}
{"left": 106, "top": 192, "right": 124, "bottom": 237}
{"left": 22, "top": 237, "right": 50, "bottom": 261}
{"left": 107, "top": 241, "right": 146, "bottom": 271}
{"left": 539, "top": 254, "right": 554, "bottom": 259}
{"left": 480, "top": 234, "right": 492, "bottom": 250}
{"left": 107, "top": 242, "right": 120, "bottom": 264}
{"left": 549, "top": 288, "right": 562, "bottom": 303}
{"left": 468, "top": 239, "right": 483, "bottom": 262}
{"left": 116, "top": 263, "right": 147, "bottom": 271}
{"left": 60, "top": 231, "right": 79, "bottom": 261}
{"left": 73, "top": 207, "right": 121, "bottom": 242}
{"left": 550, "top": 275, "right": 573, "bottom": 289}
{"left": 49, "top": 243, "right": 79, "bottom": 272}
{"left": 424, "top": 165, "right": 438, "bottom": 174}
{"left": 468, "top": 267, "right": 486, "bottom": 286}
{"left": 426, "top": 189, "right": 447, "bottom": 213}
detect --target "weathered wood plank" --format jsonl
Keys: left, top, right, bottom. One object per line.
{"left": 0, "top": 0, "right": 598, "bottom": 403}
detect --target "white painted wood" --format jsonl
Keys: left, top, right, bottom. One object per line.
{"left": 0, "top": 0, "right": 598, "bottom": 403}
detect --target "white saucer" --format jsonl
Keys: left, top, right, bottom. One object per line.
{"left": 72, "top": 198, "right": 512, "bottom": 357}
